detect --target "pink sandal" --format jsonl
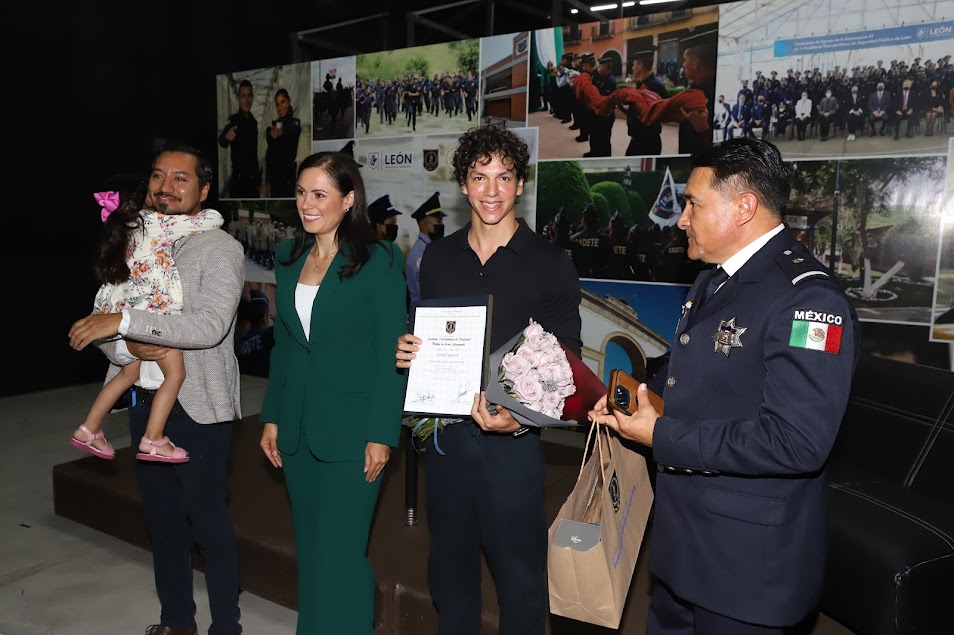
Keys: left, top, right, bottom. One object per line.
{"left": 137, "top": 436, "right": 190, "bottom": 463}
{"left": 69, "top": 425, "right": 116, "bottom": 459}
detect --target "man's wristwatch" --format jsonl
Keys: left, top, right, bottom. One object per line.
{"left": 512, "top": 425, "right": 531, "bottom": 438}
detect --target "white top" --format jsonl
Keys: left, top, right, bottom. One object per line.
{"left": 295, "top": 283, "right": 320, "bottom": 340}
{"left": 715, "top": 223, "right": 786, "bottom": 295}
{"left": 795, "top": 98, "right": 812, "bottom": 119}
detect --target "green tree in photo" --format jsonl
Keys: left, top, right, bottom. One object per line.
{"left": 590, "top": 192, "right": 610, "bottom": 226}
{"left": 790, "top": 157, "right": 944, "bottom": 296}
{"left": 405, "top": 54, "right": 430, "bottom": 78}
{"left": 450, "top": 40, "right": 479, "bottom": 73}
{"left": 537, "top": 161, "right": 593, "bottom": 230}
{"left": 627, "top": 191, "right": 648, "bottom": 225}
{"left": 590, "top": 181, "right": 632, "bottom": 224}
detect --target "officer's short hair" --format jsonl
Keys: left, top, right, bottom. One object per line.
{"left": 691, "top": 137, "right": 790, "bottom": 218}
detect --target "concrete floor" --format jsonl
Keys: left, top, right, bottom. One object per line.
{"left": 0, "top": 377, "right": 589, "bottom": 635}
{"left": 0, "top": 376, "right": 300, "bottom": 635}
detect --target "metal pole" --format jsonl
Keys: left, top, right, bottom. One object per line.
{"left": 404, "top": 426, "right": 418, "bottom": 526}
{"left": 830, "top": 160, "right": 841, "bottom": 273}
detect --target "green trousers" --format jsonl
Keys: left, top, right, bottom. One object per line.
{"left": 282, "top": 447, "right": 383, "bottom": 634}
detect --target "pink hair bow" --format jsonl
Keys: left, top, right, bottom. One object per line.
{"left": 94, "top": 191, "right": 120, "bottom": 222}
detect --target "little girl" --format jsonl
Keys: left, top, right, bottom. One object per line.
{"left": 69, "top": 185, "right": 224, "bottom": 462}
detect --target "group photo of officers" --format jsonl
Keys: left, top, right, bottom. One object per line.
{"left": 711, "top": 56, "right": 954, "bottom": 146}
{"left": 544, "top": 204, "right": 704, "bottom": 284}
{"left": 353, "top": 70, "right": 479, "bottom": 136}
{"left": 226, "top": 217, "right": 297, "bottom": 271}
{"left": 534, "top": 36, "right": 717, "bottom": 159}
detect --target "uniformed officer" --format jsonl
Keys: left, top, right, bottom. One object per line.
{"left": 464, "top": 71, "right": 479, "bottom": 121}
{"left": 590, "top": 137, "right": 860, "bottom": 635}
{"left": 369, "top": 194, "right": 402, "bottom": 243}
{"left": 622, "top": 49, "right": 667, "bottom": 156}
{"left": 655, "top": 226, "right": 689, "bottom": 283}
{"left": 235, "top": 289, "right": 274, "bottom": 378}
{"left": 555, "top": 53, "right": 576, "bottom": 124}
{"left": 629, "top": 224, "right": 654, "bottom": 281}
{"left": 570, "top": 203, "right": 612, "bottom": 278}
{"left": 403, "top": 76, "right": 422, "bottom": 131}
{"left": 406, "top": 191, "right": 446, "bottom": 305}
{"left": 550, "top": 208, "right": 582, "bottom": 269}
{"left": 575, "top": 53, "right": 600, "bottom": 148}
{"left": 607, "top": 210, "right": 633, "bottom": 279}
{"left": 678, "top": 33, "right": 717, "bottom": 155}
{"left": 264, "top": 88, "right": 302, "bottom": 198}
{"left": 585, "top": 55, "right": 618, "bottom": 157}
{"left": 218, "top": 79, "right": 261, "bottom": 198}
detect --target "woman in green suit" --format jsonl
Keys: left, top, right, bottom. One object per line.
{"left": 259, "top": 151, "right": 407, "bottom": 634}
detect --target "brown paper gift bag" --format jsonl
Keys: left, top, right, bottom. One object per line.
{"left": 547, "top": 423, "right": 654, "bottom": 629}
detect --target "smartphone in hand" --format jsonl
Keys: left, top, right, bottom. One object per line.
{"left": 607, "top": 369, "right": 665, "bottom": 416}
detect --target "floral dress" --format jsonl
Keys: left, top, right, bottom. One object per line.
{"left": 92, "top": 209, "right": 224, "bottom": 315}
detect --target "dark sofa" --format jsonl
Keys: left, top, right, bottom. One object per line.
{"left": 821, "top": 354, "right": 953, "bottom": 635}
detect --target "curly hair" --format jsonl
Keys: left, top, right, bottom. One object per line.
{"left": 452, "top": 125, "right": 530, "bottom": 185}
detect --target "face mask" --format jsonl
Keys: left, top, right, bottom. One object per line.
{"left": 429, "top": 223, "right": 445, "bottom": 241}
{"left": 384, "top": 224, "right": 398, "bottom": 243}
{"left": 826, "top": 93, "right": 832, "bottom": 98}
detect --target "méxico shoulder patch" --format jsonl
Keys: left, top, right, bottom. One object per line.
{"left": 789, "top": 309, "right": 843, "bottom": 354}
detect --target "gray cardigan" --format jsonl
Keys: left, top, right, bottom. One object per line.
{"left": 98, "top": 228, "right": 245, "bottom": 424}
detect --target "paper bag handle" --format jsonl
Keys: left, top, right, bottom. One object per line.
{"left": 578, "top": 421, "right": 610, "bottom": 481}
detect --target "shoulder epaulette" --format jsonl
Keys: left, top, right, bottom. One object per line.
{"left": 775, "top": 242, "right": 829, "bottom": 285}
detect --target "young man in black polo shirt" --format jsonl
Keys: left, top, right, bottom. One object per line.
{"left": 396, "top": 125, "right": 582, "bottom": 635}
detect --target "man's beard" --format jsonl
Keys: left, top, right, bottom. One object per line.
{"left": 149, "top": 195, "right": 184, "bottom": 214}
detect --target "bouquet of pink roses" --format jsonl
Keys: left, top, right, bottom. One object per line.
{"left": 496, "top": 319, "right": 576, "bottom": 421}
{"left": 486, "top": 318, "right": 605, "bottom": 429}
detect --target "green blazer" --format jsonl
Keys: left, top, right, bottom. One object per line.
{"left": 260, "top": 238, "right": 408, "bottom": 461}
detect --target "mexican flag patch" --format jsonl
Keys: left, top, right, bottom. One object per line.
{"left": 789, "top": 319, "right": 842, "bottom": 354}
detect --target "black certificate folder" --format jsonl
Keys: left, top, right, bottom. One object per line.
{"left": 403, "top": 295, "right": 493, "bottom": 418}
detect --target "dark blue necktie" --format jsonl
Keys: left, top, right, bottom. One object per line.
{"left": 701, "top": 267, "right": 729, "bottom": 305}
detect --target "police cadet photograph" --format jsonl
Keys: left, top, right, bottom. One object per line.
{"left": 355, "top": 40, "right": 481, "bottom": 138}
{"left": 216, "top": 64, "right": 312, "bottom": 201}
{"left": 716, "top": 1, "right": 954, "bottom": 159}
{"left": 216, "top": 73, "right": 266, "bottom": 200}
{"left": 536, "top": 156, "right": 703, "bottom": 284}
{"left": 527, "top": 7, "right": 719, "bottom": 160}
{"left": 311, "top": 56, "right": 356, "bottom": 141}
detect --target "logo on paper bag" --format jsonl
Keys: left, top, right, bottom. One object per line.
{"left": 445, "top": 320, "right": 456, "bottom": 334}
{"left": 609, "top": 470, "right": 621, "bottom": 512}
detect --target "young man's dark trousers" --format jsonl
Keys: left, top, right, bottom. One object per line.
{"left": 129, "top": 395, "right": 241, "bottom": 635}
{"left": 425, "top": 421, "right": 548, "bottom": 635}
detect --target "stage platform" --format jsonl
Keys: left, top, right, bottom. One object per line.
{"left": 52, "top": 415, "right": 851, "bottom": 634}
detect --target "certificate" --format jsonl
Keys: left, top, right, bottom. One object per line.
{"left": 403, "top": 295, "right": 493, "bottom": 417}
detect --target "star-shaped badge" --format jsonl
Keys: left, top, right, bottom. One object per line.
{"left": 712, "top": 317, "right": 747, "bottom": 357}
